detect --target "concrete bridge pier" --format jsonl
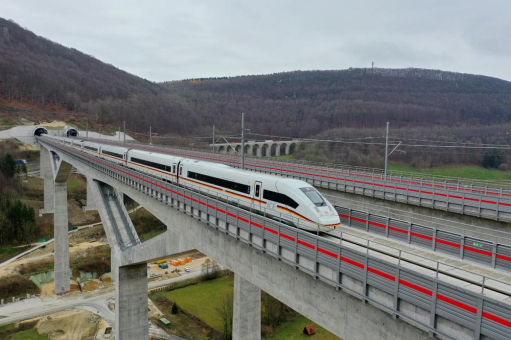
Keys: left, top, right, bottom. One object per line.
{"left": 39, "top": 144, "right": 72, "bottom": 294}
{"left": 115, "top": 263, "right": 149, "bottom": 340}
{"left": 54, "top": 181, "right": 71, "bottom": 294}
{"left": 83, "top": 178, "right": 97, "bottom": 211}
{"left": 39, "top": 146, "right": 54, "bottom": 214}
{"left": 233, "top": 274, "right": 261, "bottom": 340}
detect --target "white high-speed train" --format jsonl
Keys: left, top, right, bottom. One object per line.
{"left": 47, "top": 136, "right": 341, "bottom": 232}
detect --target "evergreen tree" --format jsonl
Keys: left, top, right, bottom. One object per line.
{"left": 1, "top": 154, "right": 15, "bottom": 178}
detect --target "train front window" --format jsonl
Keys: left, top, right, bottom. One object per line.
{"left": 300, "top": 187, "right": 326, "bottom": 207}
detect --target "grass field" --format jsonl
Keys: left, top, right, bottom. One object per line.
{"left": 153, "top": 275, "right": 234, "bottom": 332}
{"left": 139, "top": 228, "right": 166, "bottom": 242}
{"left": 23, "top": 177, "right": 44, "bottom": 192}
{"left": 0, "top": 323, "right": 48, "bottom": 340}
{"left": 6, "top": 328, "right": 48, "bottom": 339}
{"left": 388, "top": 163, "right": 511, "bottom": 182}
{"left": 152, "top": 274, "right": 340, "bottom": 339}
{"left": 0, "top": 245, "right": 30, "bottom": 263}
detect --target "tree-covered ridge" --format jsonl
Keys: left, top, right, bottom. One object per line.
{"left": 1, "top": 16, "right": 511, "bottom": 138}
{"left": 164, "top": 69, "right": 511, "bottom": 137}
{"left": 0, "top": 18, "right": 160, "bottom": 109}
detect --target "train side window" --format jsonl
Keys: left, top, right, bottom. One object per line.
{"left": 255, "top": 184, "right": 260, "bottom": 198}
{"left": 173, "top": 165, "right": 176, "bottom": 173}
{"left": 179, "top": 167, "right": 182, "bottom": 175}
{"left": 263, "top": 190, "right": 298, "bottom": 209}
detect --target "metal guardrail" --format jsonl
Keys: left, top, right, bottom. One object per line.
{"left": 324, "top": 194, "right": 511, "bottom": 246}
{"left": 97, "top": 183, "right": 141, "bottom": 250}
{"left": 81, "top": 138, "right": 511, "bottom": 223}
{"left": 40, "top": 137, "right": 511, "bottom": 340}
{"left": 333, "top": 204, "right": 511, "bottom": 274}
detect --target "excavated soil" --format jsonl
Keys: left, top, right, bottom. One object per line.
{"left": 36, "top": 309, "right": 97, "bottom": 340}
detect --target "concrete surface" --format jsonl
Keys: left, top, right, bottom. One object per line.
{"left": 83, "top": 178, "right": 97, "bottom": 212}
{"left": 233, "top": 274, "right": 261, "bottom": 340}
{"left": 54, "top": 181, "right": 71, "bottom": 295}
{"left": 39, "top": 146, "right": 54, "bottom": 214}
{"left": 115, "top": 263, "right": 149, "bottom": 340}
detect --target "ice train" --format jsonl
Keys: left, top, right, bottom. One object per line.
{"left": 45, "top": 136, "right": 341, "bottom": 232}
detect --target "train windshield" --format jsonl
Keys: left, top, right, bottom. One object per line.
{"left": 300, "top": 187, "right": 326, "bottom": 207}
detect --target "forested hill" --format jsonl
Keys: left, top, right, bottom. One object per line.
{"left": 1, "top": 17, "right": 511, "bottom": 138}
{"left": 0, "top": 18, "right": 160, "bottom": 108}
{"left": 164, "top": 69, "right": 511, "bottom": 137}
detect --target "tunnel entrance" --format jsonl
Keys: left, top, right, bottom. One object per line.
{"left": 33, "top": 127, "right": 48, "bottom": 136}
{"left": 65, "top": 128, "right": 79, "bottom": 137}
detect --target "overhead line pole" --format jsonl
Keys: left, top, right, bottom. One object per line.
{"left": 384, "top": 121, "right": 389, "bottom": 178}
{"left": 241, "top": 113, "right": 245, "bottom": 169}
{"left": 150, "top": 125, "right": 152, "bottom": 146}
{"left": 213, "top": 125, "right": 215, "bottom": 153}
{"left": 123, "top": 121, "right": 126, "bottom": 145}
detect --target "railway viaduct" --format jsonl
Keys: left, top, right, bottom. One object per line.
{"left": 33, "top": 132, "right": 511, "bottom": 340}
{"left": 212, "top": 140, "right": 301, "bottom": 157}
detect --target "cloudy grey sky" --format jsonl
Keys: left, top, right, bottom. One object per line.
{"left": 2, "top": 0, "right": 510, "bottom": 82}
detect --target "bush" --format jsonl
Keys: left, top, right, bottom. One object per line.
{"left": 75, "top": 259, "right": 110, "bottom": 277}
{"left": 498, "top": 163, "right": 509, "bottom": 171}
{"left": 0, "top": 275, "right": 39, "bottom": 300}
{"left": 261, "top": 325, "right": 274, "bottom": 338}
{"left": 171, "top": 302, "right": 179, "bottom": 314}
{"left": 18, "top": 260, "right": 54, "bottom": 276}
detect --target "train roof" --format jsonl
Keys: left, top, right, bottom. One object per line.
{"left": 83, "top": 141, "right": 102, "bottom": 148}
{"left": 128, "top": 149, "right": 184, "bottom": 162}
{"left": 180, "top": 158, "right": 231, "bottom": 169}
{"left": 276, "top": 178, "right": 314, "bottom": 190}
{"left": 100, "top": 144, "right": 130, "bottom": 153}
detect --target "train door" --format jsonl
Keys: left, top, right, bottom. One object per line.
{"left": 177, "top": 162, "right": 183, "bottom": 183}
{"left": 253, "top": 181, "right": 262, "bottom": 209}
{"left": 172, "top": 163, "right": 177, "bottom": 183}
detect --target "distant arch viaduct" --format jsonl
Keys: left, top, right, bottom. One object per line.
{"left": 213, "top": 141, "right": 300, "bottom": 157}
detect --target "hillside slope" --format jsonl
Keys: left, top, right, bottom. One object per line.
{"left": 1, "top": 17, "right": 511, "bottom": 138}
{"left": 164, "top": 69, "right": 511, "bottom": 137}
{"left": 0, "top": 18, "right": 160, "bottom": 109}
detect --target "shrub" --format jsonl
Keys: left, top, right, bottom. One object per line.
{"left": 0, "top": 275, "right": 39, "bottom": 300}
{"left": 171, "top": 302, "right": 179, "bottom": 314}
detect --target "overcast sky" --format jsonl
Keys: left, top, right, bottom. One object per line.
{"left": 2, "top": 0, "right": 510, "bottom": 82}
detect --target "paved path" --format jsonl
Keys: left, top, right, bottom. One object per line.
{"left": 0, "top": 269, "right": 203, "bottom": 325}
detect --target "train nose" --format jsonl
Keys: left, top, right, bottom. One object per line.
{"left": 319, "top": 215, "right": 341, "bottom": 228}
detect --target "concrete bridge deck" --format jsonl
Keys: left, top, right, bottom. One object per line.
{"left": 36, "top": 136, "right": 511, "bottom": 340}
